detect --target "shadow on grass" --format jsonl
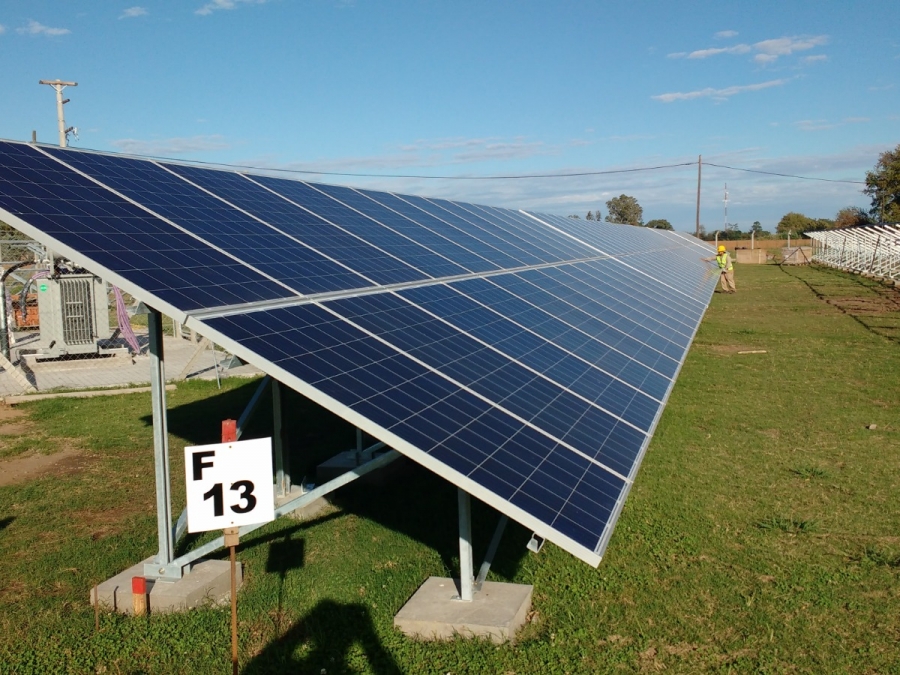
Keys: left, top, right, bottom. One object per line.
{"left": 242, "top": 599, "right": 402, "bottom": 675}
{"left": 175, "top": 511, "right": 343, "bottom": 559}
{"left": 266, "top": 529, "right": 306, "bottom": 638}
{"left": 162, "top": 383, "right": 529, "bottom": 583}
{"left": 142, "top": 378, "right": 272, "bottom": 447}
{"left": 330, "top": 462, "right": 531, "bottom": 582}
{"left": 0, "top": 516, "right": 14, "bottom": 533}
{"left": 779, "top": 263, "right": 900, "bottom": 344}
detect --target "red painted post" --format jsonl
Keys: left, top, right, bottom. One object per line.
{"left": 222, "top": 419, "right": 237, "bottom": 443}
{"left": 221, "top": 417, "right": 239, "bottom": 674}
{"left": 131, "top": 576, "right": 147, "bottom": 616}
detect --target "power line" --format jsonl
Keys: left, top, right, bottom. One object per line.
{"left": 152, "top": 157, "right": 697, "bottom": 180}
{"left": 703, "top": 161, "right": 866, "bottom": 185}
{"left": 69, "top": 143, "right": 870, "bottom": 185}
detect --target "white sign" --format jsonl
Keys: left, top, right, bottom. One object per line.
{"left": 184, "top": 437, "right": 275, "bottom": 533}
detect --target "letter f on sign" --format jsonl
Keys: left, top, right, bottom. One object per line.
{"left": 192, "top": 450, "right": 216, "bottom": 480}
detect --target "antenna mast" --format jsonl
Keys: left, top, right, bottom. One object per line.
{"left": 723, "top": 183, "right": 729, "bottom": 230}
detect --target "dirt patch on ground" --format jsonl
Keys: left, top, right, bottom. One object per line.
{"left": 829, "top": 296, "right": 900, "bottom": 315}
{"left": 0, "top": 446, "right": 84, "bottom": 486}
{"left": 70, "top": 498, "right": 153, "bottom": 540}
{"left": 0, "top": 406, "right": 33, "bottom": 437}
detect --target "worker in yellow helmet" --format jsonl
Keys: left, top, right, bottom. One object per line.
{"left": 702, "top": 244, "right": 736, "bottom": 293}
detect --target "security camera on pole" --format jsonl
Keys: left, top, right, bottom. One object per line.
{"left": 38, "top": 79, "right": 78, "bottom": 147}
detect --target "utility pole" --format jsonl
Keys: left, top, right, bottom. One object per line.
{"left": 695, "top": 155, "right": 702, "bottom": 238}
{"left": 38, "top": 79, "right": 77, "bottom": 147}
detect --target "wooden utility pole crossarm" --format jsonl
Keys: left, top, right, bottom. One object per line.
{"left": 38, "top": 79, "right": 78, "bottom": 148}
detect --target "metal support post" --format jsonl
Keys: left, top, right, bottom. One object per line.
{"left": 457, "top": 488, "right": 474, "bottom": 602}
{"left": 272, "top": 379, "right": 290, "bottom": 496}
{"left": 144, "top": 309, "right": 180, "bottom": 580}
{"left": 475, "top": 514, "right": 509, "bottom": 591}
{"left": 0, "top": 280, "right": 8, "bottom": 362}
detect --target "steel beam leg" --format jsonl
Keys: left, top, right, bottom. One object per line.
{"left": 475, "top": 514, "right": 508, "bottom": 591}
{"left": 144, "top": 310, "right": 180, "bottom": 580}
{"left": 272, "top": 379, "right": 290, "bottom": 496}
{"left": 457, "top": 488, "right": 474, "bottom": 602}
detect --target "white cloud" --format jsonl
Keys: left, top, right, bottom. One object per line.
{"left": 802, "top": 54, "right": 827, "bottom": 64}
{"left": 715, "top": 30, "right": 738, "bottom": 39}
{"left": 668, "top": 34, "right": 828, "bottom": 64}
{"left": 753, "top": 35, "right": 828, "bottom": 62}
{"left": 120, "top": 7, "right": 148, "bottom": 19}
{"left": 195, "top": 0, "right": 269, "bottom": 16}
{"left": 0, "top": 24, "right": 6, "bottom": 35}
{"left": 110, "top": 135, "right": 230, "bottom": 155}
{"left": 17, "top": 20, "right": 71, "bottom": 36}
{"left": 685, "top": 45, "right": 752, "bottom": 59}
{"left": 795, "top": 119, "right": 837, "bottom": 132}
{"left": 794, "top": 116, "right": 869, "bottom": 132}
{"left": 868, "top": 84, "right": 895, "bottom": 91}
{"left": 652, "top": 79, "right": 789, "bottom": 103}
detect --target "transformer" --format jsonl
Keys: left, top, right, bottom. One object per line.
{"left": 35, "top": 273, "right": 112, "bottom": 359}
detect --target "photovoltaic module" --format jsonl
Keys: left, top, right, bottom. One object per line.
{"left": 0, "top": 139, "right": 716, "bottom": 565}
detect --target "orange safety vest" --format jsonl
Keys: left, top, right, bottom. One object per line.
{"left": 715, "top": 252, "right": 733, "bottom": 271}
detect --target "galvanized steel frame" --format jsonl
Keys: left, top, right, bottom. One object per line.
{"left": 807, "top": 224, "right": 900, "bottom": 281}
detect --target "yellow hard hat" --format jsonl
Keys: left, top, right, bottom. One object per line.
{"left": 717, "top": 245, "right": 726, "bottom": 253}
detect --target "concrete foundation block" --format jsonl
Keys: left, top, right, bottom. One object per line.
{"left": 275, "top": 484, "right": 331, "bottom": 521}
{"left": 92, "top": 557, "right": 241, "bottom": 614}
{"left": 394, "top": 576, "right": 533, "bottom": 644}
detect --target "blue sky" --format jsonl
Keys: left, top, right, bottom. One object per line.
{"left": 1, "top": 0, "right": 898, "bottom": 232}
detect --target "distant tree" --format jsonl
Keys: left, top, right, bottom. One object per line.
{"left": 864, "top": 144, "right": 900, "bottom": 222}
{"left": 605, "top": 194, "right": 643, "bottom": 226}
{"left": 567, "top": 214, "right": 581, "bottom": 219}
{"left": 776, "top": 212, "right": 816, "bottom": 235}
{"left": 585, "top": 211, "right": 594, "bottom": 220}
{"left": 645, "top": 218, "right": 673, "bottom": 230}
{"left": 834, "top": 207, "right": 870, "bottom": 229}
{"left": 594, "top": 209, "right": 602, "bottom": 221}
{"left": 751, "top": 221, "right": 763, "bottom": 233}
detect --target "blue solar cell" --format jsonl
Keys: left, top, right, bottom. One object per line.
{"left": 357, "top": 190, "right": 528, "bottom": 270}
{"left": 0, "top": 142, "right": 289, "bottom": 310}
{"left": 165, "top": 164, "right": 456, "bottom": 288}
{"left": 42, "top": 147, "right": 373, "bottom": 296}
{"left": 316, "top": 186, "right": 498, "bottom": 274}
{"left": 253, "top": 177, "right": 467, "bottom": 281}
{"left": 469, "top": 203, "right": 599, "bottom": 261}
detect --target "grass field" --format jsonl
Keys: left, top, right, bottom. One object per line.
{"left": 1, "top": 262, "right": 899, "bottom": 674}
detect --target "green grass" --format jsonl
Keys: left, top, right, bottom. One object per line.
{"left": 2, "top": 263, "right": 900, "bottom": 673}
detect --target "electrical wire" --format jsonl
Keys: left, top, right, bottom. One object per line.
{"left": 64, "top": 142, "right": 869, "bottom": 185}
{"left": 703, "top": 161, "right": 866, "bottom": 185}
{"left": 144, "top": 156, "right": 697, "bottom": 180}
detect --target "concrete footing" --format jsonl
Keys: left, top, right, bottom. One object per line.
{"left": 394, "top": 576, "right": 533, "bottom": 644}
{"left": 91, "top": 557, "right": 240, "bottom": 614}
{"left": 275, "top": 484, "right": 331, "bottom": 521}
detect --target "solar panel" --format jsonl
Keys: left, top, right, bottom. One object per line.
{"left": 0, "top": 139, "right": 717, "bottom": 565}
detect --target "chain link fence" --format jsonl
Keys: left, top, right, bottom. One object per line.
{"left": 0, "top": 233, "right": 261, "bottom": 399}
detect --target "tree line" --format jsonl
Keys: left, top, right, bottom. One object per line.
{"left": 570, "top": 194, "right": 672, "bottom": 230}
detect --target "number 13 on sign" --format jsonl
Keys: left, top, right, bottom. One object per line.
{"left": 184, "top": 438, "right": 275, "bottom": 533}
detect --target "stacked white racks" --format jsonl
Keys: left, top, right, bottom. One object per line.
{"left": 806, "top": 224, "right": 900, "bottom": 282}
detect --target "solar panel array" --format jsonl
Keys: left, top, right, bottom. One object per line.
{"left": 0, "top": 139, "right": 716, "bottom": 566}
